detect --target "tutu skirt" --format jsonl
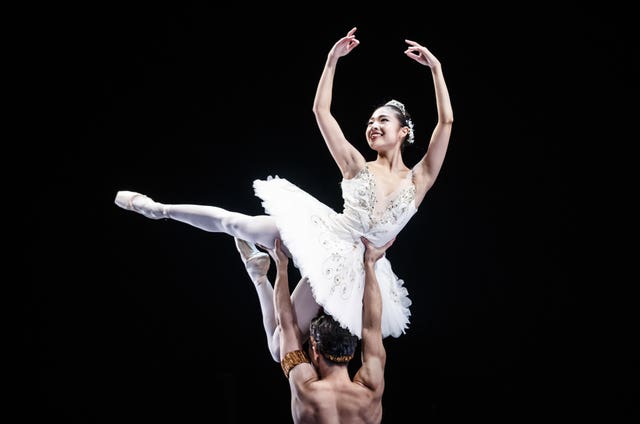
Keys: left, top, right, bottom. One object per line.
{"left": 253, "top": 176, "right": 411, "bottom": 338}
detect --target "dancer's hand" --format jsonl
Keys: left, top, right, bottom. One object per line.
{"left": 361, "top": 236, "right": 395, "bottom": 265}
{"left": 329, "top": 27, "right": 360, "bottom": 59}
{"left": 404, "top": 39, "right": 441, "bottom": 69}
{"left": 267, "top": 238, "right": 289, "bottom": 267}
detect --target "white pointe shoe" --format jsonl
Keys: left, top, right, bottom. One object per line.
{"left": 114, "top": 191, "right": 168, "bottom": 219}
{"left": 234, "top": 238, "right": 270, "bottom": 284}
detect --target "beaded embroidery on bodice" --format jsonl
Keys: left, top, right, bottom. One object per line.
{"left": 340, "top": 164, "right": 417, "bottom": 240}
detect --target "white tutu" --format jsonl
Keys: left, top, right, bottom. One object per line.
{"left": 253, "top": 166, "right": 417, "bottom": 339}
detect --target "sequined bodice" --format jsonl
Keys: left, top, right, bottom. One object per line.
{"left": 339, "top": 165, "right": 417, "bottom": 243}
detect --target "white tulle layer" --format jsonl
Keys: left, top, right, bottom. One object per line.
{"left": 253, "top": 176, "right": 411, "bottom": 339}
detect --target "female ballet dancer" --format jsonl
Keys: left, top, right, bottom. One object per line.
{"left": 115, "top": 27, "right": 454, "bottom": 360}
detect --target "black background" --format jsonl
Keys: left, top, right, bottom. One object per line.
{"left": 23, "top": 2, "right": 634, "bottom": 423}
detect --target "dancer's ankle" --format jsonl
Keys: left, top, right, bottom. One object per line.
{"left": 253, "top": 275, "right": 269, "bottom": 287}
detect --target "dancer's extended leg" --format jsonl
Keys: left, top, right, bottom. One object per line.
{"left": 115, "top": 191, "right": 280, "bottom": 249}
{"left": 115, "top": 191, "right": 168, "bottom": 219}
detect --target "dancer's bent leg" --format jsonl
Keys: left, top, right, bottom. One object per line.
{"left": 115, "top": 191, "right": 280, "bottom": 249}
{"left": 267, "top": 277, "right": 321, "bottom": 361}
{"left": 290, "top": 277, "right": 321, "bottom": 344}
{"left": 234, "top": 239, "right": 321, "bottom": 362}
{"left": 234, "top": 238, "right": 279, "bottom": 361}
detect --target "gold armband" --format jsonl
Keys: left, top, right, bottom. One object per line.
{"left": 281, "top": 350, "right": 310, "bottom": 379}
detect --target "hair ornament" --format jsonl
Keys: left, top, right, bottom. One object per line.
{"left": 385, "top": 99, "right": 415, "bottom": 144}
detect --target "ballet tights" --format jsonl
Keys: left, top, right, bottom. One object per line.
{"left": 164, "top": 204, "right": 280, "bottom": 250}
{"left": 251, "top": 276, "right": 320, "bottom": 362}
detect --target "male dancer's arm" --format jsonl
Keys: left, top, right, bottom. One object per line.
{"left": 354, "top": 237, "right": 395, "bottom": 393}
{"left": 271, "top": 239, "right": 317, "bottom": 382}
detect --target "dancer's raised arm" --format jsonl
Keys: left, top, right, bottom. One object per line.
{"left": 312, "top": 27, "right": 366, "bottom": 179}
{"left": 404, "top": 39, "right": 454, "bottom": 205}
